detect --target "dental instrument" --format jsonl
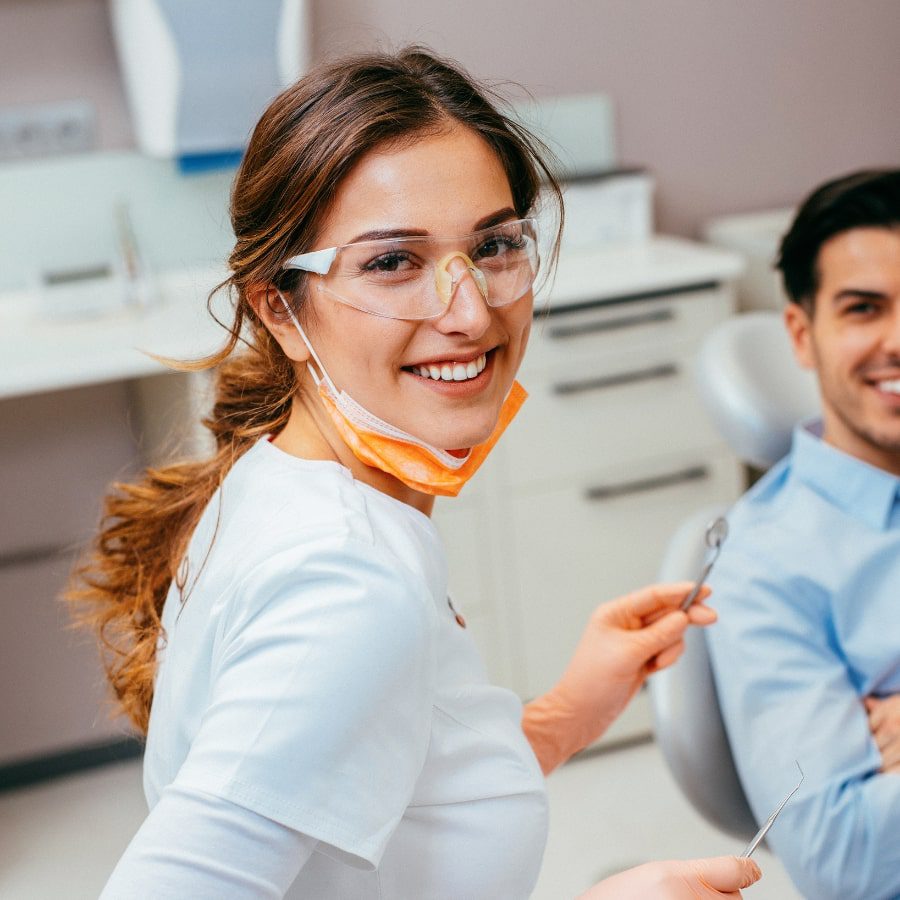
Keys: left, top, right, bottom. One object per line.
{"left": 680, "top": 516, "right": 729, "bottom": 611}
{"left": 741, "top": 762, "right": 805, "bottom": 857}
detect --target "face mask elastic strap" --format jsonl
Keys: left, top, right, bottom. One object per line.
{"left": 275, "top": 290, "right": 338, "bottom": 394}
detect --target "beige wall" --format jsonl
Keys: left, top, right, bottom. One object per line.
{"left": 1, "top": 0, "right": 898, "bottom": 235}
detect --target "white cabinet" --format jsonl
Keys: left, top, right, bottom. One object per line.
{"left": 506, "top": 452, "right": 740, "bottom": 698}
{"left": 0, "top": 374, "right": 215, "bottom": 772}
{"left": 0, "top": 269, "right": 224, "bottom": 777}
{"left": 0, "top": 382, "right": 140, "bottom": 766}
{"left": 433, "top": 237, "right": 745, "bottom": 743}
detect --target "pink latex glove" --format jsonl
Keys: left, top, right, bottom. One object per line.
{"left": 579, "top": 856, "right": 762, "bottom": 898}
{"left": 523, "top": 582, "right": 715, "bottom": 774}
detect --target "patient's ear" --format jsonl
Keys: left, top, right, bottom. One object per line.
{"left": 247, "top": 284, "right": 310, "bottom": 364}
{"left": 784, "top": 302, "right": 816, "bottom": 371}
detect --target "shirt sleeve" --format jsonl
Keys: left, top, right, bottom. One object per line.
{"left": 172, "top": 534, "right": 437, "bottom": 868}
{"left": 100, "top": 785, "right": 317, "bottom": 899}
{"left": 707, "top": 549, "right": 900, "bottom": 900}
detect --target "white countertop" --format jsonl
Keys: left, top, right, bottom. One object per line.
{"left": 0, "top": 236, "right": 743, "bottom": 401}
{"left": 541, "top": 235, "right": 743, "bottom": 306}
{"left": 0, "top": 267, "right": 229, "bottom": 400}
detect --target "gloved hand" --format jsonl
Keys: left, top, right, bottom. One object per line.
{"left": 523, "top": 583, "right": 715, "bottom": 774}
{"left": 579, "top": 856, "right": 762, "bottom": 899}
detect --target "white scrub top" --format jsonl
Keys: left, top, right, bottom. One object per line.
{"left": 143, "top": 439, "right": 548, "bottom": 899}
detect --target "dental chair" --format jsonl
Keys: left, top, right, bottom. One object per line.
{"left": 649, "top": 311, "right": 819, "bottom": 841}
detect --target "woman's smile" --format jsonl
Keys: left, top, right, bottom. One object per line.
{"left": 402, "top": 349, "right": 494, "bottom": 397}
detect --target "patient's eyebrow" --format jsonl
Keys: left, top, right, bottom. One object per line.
{"left": 833, "top": 288, "right": 890, "bottom": 303}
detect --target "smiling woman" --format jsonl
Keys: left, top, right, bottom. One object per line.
{"left": 67, "top": 47, "right": 759, "bottom": 899}
{"left": 259, "top": 127, "right": 538, "bottom": 497}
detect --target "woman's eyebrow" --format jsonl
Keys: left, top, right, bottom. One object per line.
{"left": 471, "top": 207, "right": 518, "bottom": 231}
{"left": 345, "top": 207, "right": 519, "bottom": 245}
{"left": 347, "top": 227, "right": 429, "bottom": 243}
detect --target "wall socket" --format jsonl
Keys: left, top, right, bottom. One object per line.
{"left": 0, "top": 100, "right": 96, "bottom": 161}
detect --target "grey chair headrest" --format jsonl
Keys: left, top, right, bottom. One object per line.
{"left": 694, "top": 312, "right": 819, "bottom": 469}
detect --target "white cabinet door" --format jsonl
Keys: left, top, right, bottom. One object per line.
{"left": 501, "top": 450, "right": 743, "bottom": 699}
{"left": 526, "top": 287, "right": 733, "bottom": 376}
{"left": 0, "top": 554, "right": 131, "bottom": 764}
{"left": 504, "top": 339, "right": 724, "bottom": 488}
{"left": 0, "top": 383, "right": 138, "bottom": 557}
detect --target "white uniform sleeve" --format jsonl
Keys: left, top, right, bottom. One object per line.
{"left": 101, "top": 785, "right": 317, "bottom": 899}
{"left": 172, "top": 535, "right": 436, "bottom": 868}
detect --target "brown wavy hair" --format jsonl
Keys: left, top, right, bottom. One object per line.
{"left": 67, "top": 46, "right": 564, "bottom": 734}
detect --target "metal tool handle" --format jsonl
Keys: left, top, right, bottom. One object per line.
{"left": 680, "top": 559, "right": 714, "bottom": 611}
{"left": 741, "top": 763, "right": 805, "bottom": 857}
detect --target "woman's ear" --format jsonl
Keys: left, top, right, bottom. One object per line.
{"left": 247, "top": 284, "right": 311, "bottom": 363}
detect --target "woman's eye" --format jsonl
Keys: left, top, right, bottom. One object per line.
{"left": 363, "top": 252, "right": 413, "bottom": 273}
{"left": 473, "top": 235, "right": 524, "bottom": 260}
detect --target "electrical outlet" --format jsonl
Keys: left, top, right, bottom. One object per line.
{"left": 0, "top": 100, "right": 96, "bottom": 161}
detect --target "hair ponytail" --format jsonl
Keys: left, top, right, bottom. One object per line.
{"left": 67, "top": 321, "right": 296, "bottom": 733}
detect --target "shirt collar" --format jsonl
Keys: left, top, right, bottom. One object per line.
{"left": 792, "top": 420, "right": 900, "bottom": 531}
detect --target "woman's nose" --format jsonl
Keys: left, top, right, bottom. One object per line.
{"left": 435, "top": 263, "right": 492, "bottom": 337}
{"left": 437, "top": 253, "right": 491, "bottom": 338}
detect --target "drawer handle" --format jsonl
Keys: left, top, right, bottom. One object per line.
{"left": 553, "top": 363, "right": 678, "bottom": 396}
{"left": 585, "top": 465, "right": 710, "bottom": 502}
{"left": 547, "top": 308, "right": 674, "bottom": 340}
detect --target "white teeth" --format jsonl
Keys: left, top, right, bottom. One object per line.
{"left": 411, "top": 353, "right": 489, "bottom": 382}
{"left": 879, "top": 379, "right": 900, "bottom": 394}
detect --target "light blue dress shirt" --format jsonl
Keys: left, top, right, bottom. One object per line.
{"left": 706, "top": 422, "right": 900, "bottom": 900}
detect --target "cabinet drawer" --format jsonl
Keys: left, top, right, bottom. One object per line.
{"left": 0, "top": 553, "right": 129, "bottom": 764}
{"left": 525, "top": 286, "right": 734, "bottom": 376}
{"left": 0, "top": 383, "right": 138, "bottom": 559}
{"left": 503, "top": 450, "right": 743, "bottom": 699}
{"left": 504, "top": 342, "right": 721, "bottom": 488}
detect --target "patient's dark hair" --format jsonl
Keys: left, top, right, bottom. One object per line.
{"left": 776, "top": 169, "right": 900, "bottom": 310}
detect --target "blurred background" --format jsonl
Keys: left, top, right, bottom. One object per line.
{"left": 4, "top": 0, "right": 899, "bottom": 233}
{"left": 0, "top": 2, "right": 897, "bottom": 897}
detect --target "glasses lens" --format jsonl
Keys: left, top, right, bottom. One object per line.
{"left": 320, "top": 219, "right": 539, "bottom": 320}
{"left": 471, "top": 220, "right": 539, "bottom": 309}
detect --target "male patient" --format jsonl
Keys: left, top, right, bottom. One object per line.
{"left": 706, "top": 169, "right": 900, "bottom": 900}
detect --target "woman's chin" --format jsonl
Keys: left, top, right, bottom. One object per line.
{"left": 405, "top": 410, "right": 499, "bottom": 453}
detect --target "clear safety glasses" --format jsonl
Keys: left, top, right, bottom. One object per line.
{"left": 282, "top": 217, "right": 540, "bottom": 321}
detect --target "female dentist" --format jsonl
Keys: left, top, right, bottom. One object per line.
{"left": 74, "top": 47, "right": 761, "bottom": 899}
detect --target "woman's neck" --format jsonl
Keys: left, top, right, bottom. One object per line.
{"left": 271, "top": 393, "right": 436, "bottom": 517}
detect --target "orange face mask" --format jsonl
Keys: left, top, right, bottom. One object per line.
{"left": 278, "top": 293, "right": 526, "bottom": 497}
{"left": 317, "top": 378, "right": 527, "bottom": 497}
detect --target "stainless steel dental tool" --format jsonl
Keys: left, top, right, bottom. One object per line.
{"left": 680, "top": 516, "right": 729, "bottom": 611}
{"left": 741, "top": 762, "right": 805, "bottom": 857}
